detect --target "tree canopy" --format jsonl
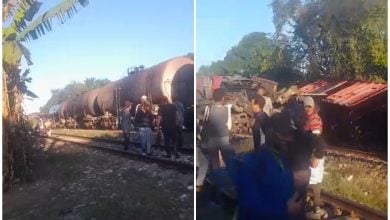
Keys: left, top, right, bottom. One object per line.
{"left": 197, "top": 32, "right": 300, "bottom": 85}
{"left": 198, "top": 0, "right": 386, "bottom": 83}
{"left": 198, "top": 32, "right": 277, "bottom": 76}
{"left": 271, "top": 0, "right": 387, "bottom": 81}
{"left": 40, "top": 78, "right": 110, "bottom": 113}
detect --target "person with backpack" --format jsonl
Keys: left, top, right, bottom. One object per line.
{"left": 157, "top": 96, "right": 179, "bottom": 158}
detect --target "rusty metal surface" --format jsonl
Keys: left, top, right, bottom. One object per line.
{"left": 96, "top": 80, "right": 122, "bottom": 115}
{"left": 119, "top": 56, "right": 194, "bottom": 106}
{"left": 58, "top": 101, "right": 69, "bottom": 118}
{"left": 299, "top": 80, "right": 348, "bottom": 95}
{"left": 196, "top": 75, "right": 278, "bottom": 135}
{"left": 324, "top": 82, "right": 387, "bottom": 107}
{"left": 197, "top": 76, "right": 212, "bottom": 100}
{"left": 82, "top": 88, "right": 100, "bottom": 116}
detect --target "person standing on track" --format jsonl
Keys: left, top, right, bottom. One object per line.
{"left": 157, "top": 96, "right": 179, "bottom": 159}
{"left": 203, "top": 88, "right": 235, "bottom": 170}
{"left": 308, "top": 146, "right": 325, "bottom": 210}
{"left": 134, "top": 101, "right": 154, "bottom": 156}
{"left": 173, "top": 98, "right": 185, "bottom": 149}
{"left": 120, "top": 100, "right": 133, "bottom": 151}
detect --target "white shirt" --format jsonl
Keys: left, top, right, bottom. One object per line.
{"left": 309, "top": 158, "right": 325, "bottom": 184}
{"left": 225, "top": 104, "right": 232, "bottom": 130}
{"left": 263, "top": 96, "right": 273, "bottom": 116}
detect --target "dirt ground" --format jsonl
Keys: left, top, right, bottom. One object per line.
{"left": 4, "top": 138, "right": 194, "bottom": 220}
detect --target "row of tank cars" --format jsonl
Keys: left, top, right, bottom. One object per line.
{"left": 48, "top": 56, "right": 194, "bottom": 130}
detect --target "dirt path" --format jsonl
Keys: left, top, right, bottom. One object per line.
{"left": 4, "top": 138, "right": 194, "bottom": 220}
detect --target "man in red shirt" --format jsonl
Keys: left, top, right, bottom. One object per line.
{"left": 303, "top": 96, "right": 322, "bottom": 135}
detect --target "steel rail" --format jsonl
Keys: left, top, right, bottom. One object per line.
{"left": 42, "top": 135, "right": 193, "bottom": 173}
{"left": 326, "top": 146, "right": 387, "bottom": 163}
{"left": 204, "top": 175, "right": 387, "bottom": 220}
{"left": 50, "top": 132, "right": 194, "bottom": 155}
{"left": 320, "top": 191, "right": 387, "bottom": 220}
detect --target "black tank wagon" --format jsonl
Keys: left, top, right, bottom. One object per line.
{"left": 49, "top": 56, "right": 194, "bottom": 129}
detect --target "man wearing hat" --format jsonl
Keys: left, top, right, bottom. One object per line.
{"left": 303, "top": 96, "right": 322, "bottom": 135}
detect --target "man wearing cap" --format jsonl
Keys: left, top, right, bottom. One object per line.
{"left": 303, "top": 96, "right": 322, "bottom": 135}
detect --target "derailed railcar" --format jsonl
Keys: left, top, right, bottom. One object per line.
{"left": 320, "top": 82, "right": 387, "bottom": 149}
{"left": 196, "top": 75, "right": 278, "bottom": 135}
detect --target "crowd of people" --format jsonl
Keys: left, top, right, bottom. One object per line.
{"left": 120, "top": 95, "right": 185, "bottom": 158}
{"left": 197, "top": 87, "right": 327, "bottom": 220}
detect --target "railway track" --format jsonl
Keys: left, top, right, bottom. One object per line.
{"left": 318, "top": 191, "right": 387, "bottom": 220}
{"left": 326, "top": 146, "right": 387, "bottom": 164}
{"left": 49, "top": 132, "right": 194, "bottom": 155}
{"left": 41, "top": 134, "right": 193, "bottom": 173}
{"left": 231, "top": 135, "right": 387, "bottom": 163}
{"left": 202, "top": 175, "right": 387, "bottom": 220}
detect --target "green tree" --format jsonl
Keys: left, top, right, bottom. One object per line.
{"left": 84, "top": 77, "right": 110, "bottom": 90}
{"left": 2, "top": 0, "right": 88, "bottom": 190}
{"left": 40, "top": 78, "right": 111, "bottom": 113}
{"left": 196, "top": 32, "right": 298, "bottom": 81}
{"left": 271, "top": 0, "right": 387, "bottom": 81}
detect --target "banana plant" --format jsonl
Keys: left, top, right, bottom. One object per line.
{"left": 2, "top": 0, "right": 89, "bottom": 191}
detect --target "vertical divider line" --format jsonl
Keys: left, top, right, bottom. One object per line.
{"left": 193, "top": 0, "right": 197, "bottom": 219}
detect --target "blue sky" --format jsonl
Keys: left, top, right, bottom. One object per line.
{"left": 19, "top": 0, "right": 194, "bottom": 114}
{"left": 196, "top": 0, "right": 275, "bottom": 70}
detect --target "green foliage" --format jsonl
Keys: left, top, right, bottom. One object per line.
{"left": 271, "top": 0, "right": 387, "bottom": 81}
{"left": 16, "top": 0, "right": 89, "bottom": 42}
{"left": 39, "top": 78, "right": 111, "bottom": 113}
{"left": 197, "top": 32, "right": 299, "bottom": 85}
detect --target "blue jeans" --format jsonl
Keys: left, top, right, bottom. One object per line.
{"left": 139, "top": 127, "right": 152, "bottom": 153}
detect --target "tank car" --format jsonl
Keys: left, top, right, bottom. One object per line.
{"left": 48, "top": 56, "right": 194, "bottom": 129}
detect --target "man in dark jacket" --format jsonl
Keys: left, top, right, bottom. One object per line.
{"left": 157, "top": 96, "right": 178, "bottom": 158}
{"left": 235, "top": 113, "right": 313, "bottom": 220}
{"left": 251, "top": 95, "right": 268, "bottom": 151}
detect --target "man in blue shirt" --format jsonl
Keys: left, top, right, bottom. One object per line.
{"left": 235, "top": 113, "right": 313, "bottom": 220}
